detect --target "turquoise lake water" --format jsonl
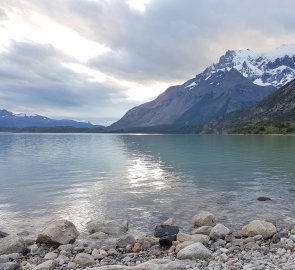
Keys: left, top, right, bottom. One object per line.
{"left": 0, "top": 134, "right": 294, "bottom": 233}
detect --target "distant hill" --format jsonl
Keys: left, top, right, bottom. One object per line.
{"left": 109, "top": 45, "right": 295, "bottom": 132}
{"left": 204, "top": 79, "right": 295, "bottom": 134}
{"left": 0, "top": 109, "right": 104, "bottom": 129}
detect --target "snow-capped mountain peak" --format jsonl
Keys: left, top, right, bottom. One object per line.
{"left": 196, "top": 44, "right": 295, "bottom": 88}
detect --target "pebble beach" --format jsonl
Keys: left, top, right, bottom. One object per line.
{"left": 1, "top": 211, "right": 295, "bottom": 270}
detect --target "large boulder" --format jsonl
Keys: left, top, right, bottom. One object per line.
{"left": 241, "top": 220, "right": 277, "bottom": 239}
{"left": 0, "top": 235, "right": 26, "bottom": 255}
{"left": 177, "top": 242, "right": 211, "bottom": 260}
{"left": 86, "top": 220, "right": 128, "bottom": 236}
{"left": 74, "top": 253, "right": 95, "bottom": 268}
{"left": 209, "top": 224, "right": 230, "bottom": 240}
{"left": 193, "top": 211, "right": 216, "bottom": 227}
{"left": 36, "top": 220, "right": 79, "bottom": 245}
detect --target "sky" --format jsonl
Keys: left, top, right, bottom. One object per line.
{"left": 1, "top": 0, "right": 295, "bottom": 124}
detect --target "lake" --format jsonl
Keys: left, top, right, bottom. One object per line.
{"left": 0, "top": 134, "right": 295, "bottom": 234}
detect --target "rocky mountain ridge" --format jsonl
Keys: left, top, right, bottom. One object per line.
{"left": 0, "top": 109, "right": 102, "bottom": 128}
{"left": 109, "top": 45, "right": 295, "bottom": 132}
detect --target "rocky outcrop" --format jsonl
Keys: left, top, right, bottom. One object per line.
{"left": 36, "top": 220, "right": 79, "bottom": 245}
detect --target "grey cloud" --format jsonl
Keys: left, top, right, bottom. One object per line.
{"left": 0, "top": 41, "right": 137, "bottom": 123}
{"left": 0, "top": 8, "right": 7, "bottom": 20}
{"left": 16, "top": 0, "right": 295, "bottom": 83}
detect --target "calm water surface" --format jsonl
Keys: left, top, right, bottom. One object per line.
{"left": 0, "top": 134, "right": 294, "bottom": 233}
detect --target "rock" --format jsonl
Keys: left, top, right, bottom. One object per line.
{"left": 159, "top": 235, "right": 175, "bottom": 249}
{"left": 241, "top": 220, "right": 277, "bottom": 239}
{"left": 154, "top": 225, "right": 179, "bottom": 238}
{"left": 89, "top": 232, "right": 109, "bottom": 240}
{"left": 193, "top": 211, "right": 216, "bottom": 227}
{"left": 209, "top": 224, "right": 230, "bottom": 240}
{"left": 44, "top": 252, "right": 57, "bottom": 260}
{"left": 116, "top": 234, "right": 136, "bottom": 248}
{"left": 243, "top": 242, "right": 260, "bottom": 251}
{"left": 0, "top": 262, "right": 21, "bottom": 270}
{"left": 0, "top": 255, "right": 9, "bottom": 263}
{"left": 36, "top": 220, "right": 79, "bottom": 245}
{"left": 32, "top": 260, "right": 53, "bottom": 270}
{"left": 0, "top": 231, "right": 8, "bottom": 239}
{"left": 257, "top": 196, "right": 271, "bottom": 201}
{"left": 67, "top": 262, "right": 76, "bottom": 269}
{"left": 74, "top": 253, "right": 95, "bottom": 267}
{"left": 191, "top": 226, "right": 212, "bottom": 235}
{"left": 162, "top": 218, "right": 176, "bottom": 226}
{"left": 176, "top": 233, "right": 209, "bottom": 243}
{"left": 107, "top": 248, "right": 118, "bottom": 256}
{"left": 86, "top": 219, "right": 128, "bottom": 236}
{"left": 0, "top": 235, "right": 26, "bottom": 255}
{"left": 175, "top": 241, "right": 194, "bottom": 253}
{"left": 177, "top": 242, "right": 211, "bottom": 260}
{"left": 132, "top": 243, "right": 141, "bottom": 252}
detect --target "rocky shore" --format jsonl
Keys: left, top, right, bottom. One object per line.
{"left": 1, "top": 211, "right": 295, "bottom": 270}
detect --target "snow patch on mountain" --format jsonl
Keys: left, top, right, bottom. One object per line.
{"left": 197, "top": 44, "right": 295, "bottom": 88}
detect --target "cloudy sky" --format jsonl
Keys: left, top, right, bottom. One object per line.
{"left": 0, "top": 0, "right": 295, "bottom": 124}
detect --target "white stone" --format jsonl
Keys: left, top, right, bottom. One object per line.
{"left": 177, "top": 243, "right": 211, "bottom": 260}
{"left": 209, "top": 224, "right": 230, "bottom": 240}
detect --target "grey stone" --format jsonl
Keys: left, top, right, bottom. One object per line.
{"left": 32, "top": 260, "right": 53, "bottom": 270}
{"left": 116, "top": 234, "right": 136, "bottom": 248}
{"left": 0, "top": 262, "right": 21, "bottom": 270}
{"left": 177, "top": 243, "right": 211, "bottom": 260}
{"left": 162, "top": 218, "right": 176, "bottom": 226}
{"left": 176, "top": 233, "right": 209, "bottom": 243}
{"left": 86, "top": 219, "right": 128, "bottom": 236}
{"left": 44, "top": 252, "right": 58, "bottom": 260}
{"left": 191, "top": 226, "right": 212, "bottom": 236}
{"left": 74, "top": 252, "right": 95, "bottom": 267}
{"left": 209, "top": 224, "right": 230, "bottom": 240}
{"left": 0, "top": 235, "right": 26, "bottom": 255}
{"left": 36, "top": 220, "right": 79, "bottom": 245}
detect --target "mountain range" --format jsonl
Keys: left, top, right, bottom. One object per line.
{"left": 0, "top": 109, "right": 103, "bottom": 129}
{"left": 109, "top": 45, "right": 295, "bottom": 132}
{"left": 204, "top": 78, "right": 295, "bottom": 134}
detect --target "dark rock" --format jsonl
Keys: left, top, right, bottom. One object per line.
{"left": 0, "top": 232, "right": 8, "bottom": 239}
{"left": 272, "top": 233, "right": 281, "bottom": 244}
{"left": 154, "top": 225, "right": 179, "bottom": 238}
{"left": 159, "top": 235, "right": 175, "bottom": 249}
{"left": 257, "top": 196, "right": 271, "bottom": 201}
